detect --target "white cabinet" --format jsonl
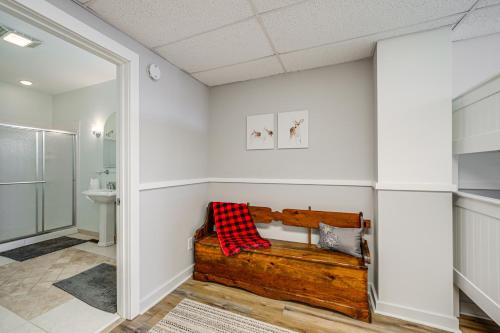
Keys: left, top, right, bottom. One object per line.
{"left": 453, "top": 76, "right": 500, "bottom": 154}
{"left": 453, "top": 191, "right": 500, "bottom": 324}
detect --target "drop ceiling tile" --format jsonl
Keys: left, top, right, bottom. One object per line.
{"left": 453, "top": 5, "right": 500, "bottom": 40}
{"left": 281, "top": 39, "right": 375, "bottom": 72}
{"left": 88, "top": 0, "right": 253, "bottom": 47}
{"left": 156, "top": 19, "right": 273, "bottom": 73}
{"left": 281, "top": 14, "right": 461, "bottom": 72}
{"left": 193, "top": 56, "right": 284, "bottom": 86}
{"left": 251, "top": 0, "right": 304, "bottom": 13}
{"left": 261, "top": 0, "right": 474, "bottom": 52}
{"left": 478, "top": 0, "right": 500, "bottom": 7}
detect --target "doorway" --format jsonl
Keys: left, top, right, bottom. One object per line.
{"left": 0, "top": 0, "right": 140, "bottom": 322}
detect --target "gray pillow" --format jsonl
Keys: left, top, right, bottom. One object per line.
{"left": 317, "top": 222, "right": 362, "bottom": 258}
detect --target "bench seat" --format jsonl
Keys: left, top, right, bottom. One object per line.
{"left": 197, "top": 234, "right": 365, "bottom": 269}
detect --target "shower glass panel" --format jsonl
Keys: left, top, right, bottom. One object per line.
{"left": 0, "top": 184, "right": 39, "bottom": 242}
{"left": 0, "top": 124, "right": 76, "bottom": 243}
{"left": 0, "top": 126, "right": 38, "bottom": 183}
{"left": 44, "top": 132, "right": 75, "bottom": 231}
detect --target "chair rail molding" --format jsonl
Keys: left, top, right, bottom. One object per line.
{"left": 375, "top": 182, "right": 457, "bottom": 192}
{"left": 139, "top": 178, "right": 461, "bottom": 192}
{"left": 139, "top": 178, "right": 375, "bottom": 191}
{"left": 139, "top": 178, "right": 210, "bottom": 190}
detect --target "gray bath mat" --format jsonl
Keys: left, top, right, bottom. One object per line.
{"left": 54, "top": 263, "right": 116, "bottom": 313}
{"left": 0, "top": 236, "right": 87, "bottom": 261}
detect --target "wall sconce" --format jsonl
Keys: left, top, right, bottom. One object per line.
{"left": 92, "top": 126, "right": 102, "bottom": 138}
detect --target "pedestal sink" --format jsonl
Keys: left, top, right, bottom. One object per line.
{"left": 82, "top": 189, "right": 116, "bottom": 247}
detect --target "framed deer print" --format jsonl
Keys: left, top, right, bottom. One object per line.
{"left": 246, "top": 113, "right": 275, "bottom": 150}
{"left": 278, "top": 110, "right": 309, "bottom": 149}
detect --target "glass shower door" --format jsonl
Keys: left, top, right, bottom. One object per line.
{"left": 0, "top": 124, "right": 76, "bottom": 243}
{"left": 0, "top": 126, "right": 42, "bottom": 242}
{"left": 44, "top": 132, "right": 75, "bottom": 231}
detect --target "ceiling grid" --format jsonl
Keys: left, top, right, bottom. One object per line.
{"left": 74, "top": 0, "right": 500, "bottom": 86}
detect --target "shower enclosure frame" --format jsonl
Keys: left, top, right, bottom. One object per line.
{"left": 0, "top": 122, "right": 77, "bottom": 244}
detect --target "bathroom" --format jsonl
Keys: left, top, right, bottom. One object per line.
{"left": 0, "top": 7, "right": 121, "bottom": 331}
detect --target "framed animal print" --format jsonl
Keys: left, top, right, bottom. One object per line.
{"left": 246, "top": 113, "right": 275, "bottom": 150}
{"left": 278, "top": 110, "right": 309, "bottom": 149}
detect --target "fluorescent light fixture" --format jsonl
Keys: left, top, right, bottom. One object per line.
{"left": 19, "top": 80, "right": 32, "bottom": 86}
{"left": 0, "top": 25, "right": 41, "bottom": 48}
{"left": 3, "top": 32, "right": 32, "bottom": 47}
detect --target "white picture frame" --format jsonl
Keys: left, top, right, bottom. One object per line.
{"left": 246, "top": 113, "right": 275, "bottom": 150}
{"left": 278, "top": 110, "right": 309, "bottom": 149}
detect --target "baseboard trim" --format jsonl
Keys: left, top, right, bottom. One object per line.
{"left": 0, "top": 227, "right": 78, "bottom": 252}
{"left": 139, "top": 264, "right": 194, "bottom": 314}
{"left": 374, "top": 300, "right": 459, "bottom": 332}
{"left": 368, "top": 283, "right": 379, "bottom": 312}
{"left": 454, "top": 269, "right": 500, "bottom": 325}
{"left": 77, "top": 228, "right": 99, "bottom": 238}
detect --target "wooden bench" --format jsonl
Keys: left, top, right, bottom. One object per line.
{"left": 193, "top": 203, "right": 372, "bottom": 322}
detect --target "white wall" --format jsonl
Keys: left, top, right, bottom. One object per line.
{"left": 377, "top": 31, "right": 452, "bottom": 186}
{"left": 0, "top": 81, "right": 53, "bottom": 128}
{"left": 208, "top": 59, "right": 376, "bottom": 281}
{"left": 209, "top": 60, "right": 374, "bottom": 180}
{"left": 52, "top": 80, "right": 118, "bottom": 233}
{"left": 453, "top": 33, "right": 500, "bottom": 98}
{"left": 375, "top": 29, "right": 457, "bottom": 332}
{"left": 47, "top": 0, "right": 210, "bottom": 313}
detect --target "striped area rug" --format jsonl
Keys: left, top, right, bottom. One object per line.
{"left": 149, "top": 298, "right": 297, "bottom": 333}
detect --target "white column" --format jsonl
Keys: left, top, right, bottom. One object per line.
{"left": 374, "top": 28, "right": 458, "bottom": 332}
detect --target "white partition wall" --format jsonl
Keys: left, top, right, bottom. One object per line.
{"left": 374, "top": 29, "right": 458, "bottom": 332}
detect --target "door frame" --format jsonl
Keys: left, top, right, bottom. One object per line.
{"left": 0, "top": 0, "right": 141, "bottom": 319}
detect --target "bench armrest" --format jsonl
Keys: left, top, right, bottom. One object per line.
{"left": 362, "top": 239, "right": 370, "bottom": 265}
{"left": 194, "top": 204, "right": 214, "bottom": 241}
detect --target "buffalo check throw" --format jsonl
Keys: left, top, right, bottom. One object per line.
{"left": 212, "top": 202, "right": 271, "bottom": 256}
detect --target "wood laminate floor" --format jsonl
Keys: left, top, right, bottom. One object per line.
{"left": 111, "top": 279, "right": 500, "bottom": 333}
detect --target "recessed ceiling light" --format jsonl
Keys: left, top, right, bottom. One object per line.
{"left": 19, "top": 80, "right": 32, "bottom": 86}
{"left": 0, "top": 25, "right": 41, "bottom": 48}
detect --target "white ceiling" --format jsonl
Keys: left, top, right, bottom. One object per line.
{"left": 77, "top": 0, "right": 500, "bottom": 87}
{"left": 0, "top": 10, "right": 115, "bottom": 95}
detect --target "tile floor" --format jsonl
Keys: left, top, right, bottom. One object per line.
{"left": 0, "top": 233, "right": 118, "bottom": 333}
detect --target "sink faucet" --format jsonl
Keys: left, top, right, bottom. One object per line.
{"left": 106, "top": 181, "right": 116, "bottom": 190}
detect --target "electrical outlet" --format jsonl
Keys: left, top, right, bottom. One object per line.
{"left": 187, "top": 237, "right": 193, "bottom": 250}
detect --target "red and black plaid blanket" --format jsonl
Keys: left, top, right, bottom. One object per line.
{"left": 212, "top": 202, "right": 271, "bottom": 256}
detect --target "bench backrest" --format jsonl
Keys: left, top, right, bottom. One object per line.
{"left": 196, "top": 203, "right": 370, "bottom": 246}
{"left": 248, "top": 206, "right": 369, "bottom": 229}
{"left": 248, "top": 205, "right": 369, "bottom": 245}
